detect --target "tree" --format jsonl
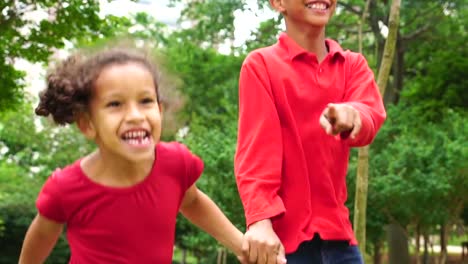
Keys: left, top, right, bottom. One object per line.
{"left": 0, "top": 0, "right": 133, "bottom": 110}
{"left": 353, "top": 0, "right": 402, "bottom": 255}
{"left": 0, "top": 101, "right": 93, "bottom": 262}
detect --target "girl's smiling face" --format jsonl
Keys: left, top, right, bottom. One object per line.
{"left": 79, "top": 62, "right": 162, "bottom": 164}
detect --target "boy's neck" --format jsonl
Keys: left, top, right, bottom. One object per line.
{"left": 285, "top": 25, "right": 328, "bottom": 63}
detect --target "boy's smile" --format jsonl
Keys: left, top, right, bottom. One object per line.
{"left": 305, "top": 1, "right": 331, "bottom": 12}
{"left": 271, "top": 0, "right": 337, "bottom": 29}
{"left": 303, "top": 0, "right": 335, "bottom": 18}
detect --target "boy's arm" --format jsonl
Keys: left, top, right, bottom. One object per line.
{"left": 235, "top": 53, "right": 286, "bottom": 264}
{"left": 19, "top": 214, "right": 64, "bottom": 264}
{"left": 235, "top": 54, "right": 285, "bottom": 224}
{"left": 335, "top": 53, "right": 387, "bottom": 146}
{"left": 179, "top": 184, "right": 244, "bottom": 258}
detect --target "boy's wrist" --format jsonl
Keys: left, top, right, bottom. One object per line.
{"left": 249, "top": 218, "right": 272, "bottom": 229}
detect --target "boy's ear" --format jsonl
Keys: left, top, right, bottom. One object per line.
{"left": 76, "top": 113, "right": 96, "bottom": 140}
{"left": 269, "top": 0, "right": 286, "bottom": 13}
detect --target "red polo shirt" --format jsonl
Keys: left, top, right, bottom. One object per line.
{"left": 235, "top": 33, "right": 386, "bottom": 253}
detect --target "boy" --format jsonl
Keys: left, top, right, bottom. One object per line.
{"left": 235, "top": 0, "right": 386, "bottom": 263}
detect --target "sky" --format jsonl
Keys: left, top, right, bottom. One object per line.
{"left": 99, "top": 0, "right": 277, "bottom": 47}
{"left": 19, "top": 0, "right": 276, "bottom": 96}
{"left": 99, "top": 0, "right": 183, "bottom": 26}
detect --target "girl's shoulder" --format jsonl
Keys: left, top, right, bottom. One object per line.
{"left": 155, "top": 141, "right": 203, "bottom": 189}
{"left": 47, "top": 159, "right": 84, "bottom": 186}
{"left": 41, "top": 158, "right": 95, "bottom": 198}
{"left": 156, "top": 141, "right": 193, "bottom": 157}
{"left": 37, "top": 159, "right": 85, "bottom": 223}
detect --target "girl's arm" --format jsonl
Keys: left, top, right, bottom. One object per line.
{"left": 19, "top": 214, "right": 64, "bottom": 264}
{"left": 179, "top": 184, "right": 244, "bottom": 257}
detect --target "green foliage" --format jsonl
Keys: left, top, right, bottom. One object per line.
{"left": 0, "top": 160, "right": 38, "bottom": 262}
{"left": 0, "top": 103, "right": 94, "bottom": 179}
{"left": 243, "top": 16, "right": 283, "bottom": 52}
{"left": 77, "top": 12, "right": 169, "bottom": 49}
{"left": 367, "top": 105, "right": 467, "bottom": 238}
{"left": 346, "top": 105, "right": 467, "bottom": 254}
{"left": 1, "top": 1, "right": 149, "bottom": 110}
{"left": 0, "top": 0, "right": 135, "bottom": 110}
{"left": 1, "top": 0, "right": 466, "bottom": 261}
{"left": 402, "top": 6, "right": 468, "bottom": 114}
{"left": 170, "top": 0, "right": 246, "bottom": 46}
{"left": 0, "top": 153, "right": 71, "bottom": 263}
{"left": 0, "top": 102, "right": 94, "bottom": 262}
{"left": 163, "top": 40, "right": 243, "bottom": 125}
{"left": 162, "top": 36, "right": 245, "bottom": 260}
{"left": 176, "top": 106, "right": 243, "bottom": 261}
{"left": 0, "top": 63, "right": 25, "bottom": 109}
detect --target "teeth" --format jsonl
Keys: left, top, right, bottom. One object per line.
{"left": 126, "top": 137, "right": 150, "bottom": 146}
{"left": 307, "top": 2, "right": 327, "bottom": 10}
{"left": 123, "top": 130, "right": 147, "bottom": 139}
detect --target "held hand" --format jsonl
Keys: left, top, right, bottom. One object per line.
{"left": 241, "top": 219, "right": 287, "bottom": 264}
{"left": 319, "top": 103, "right": 361, "bottom": 139}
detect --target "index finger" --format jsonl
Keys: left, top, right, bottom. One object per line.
{"left": 326, "top": 104, "right": 338, "bottom": 125}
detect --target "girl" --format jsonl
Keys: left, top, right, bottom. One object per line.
{"left": 19, "top": 48, "right": 246, "bottom": 263}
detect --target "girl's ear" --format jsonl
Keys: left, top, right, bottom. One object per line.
{"left": 158, "top": 103, "right": 164, "bottom": 115}
{"left": 76, "top": 113, "right": 96, "bottom": 140}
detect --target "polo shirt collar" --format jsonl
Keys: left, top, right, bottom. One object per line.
{"left": 278, "top": 32, "right": 345, "bottom": 61}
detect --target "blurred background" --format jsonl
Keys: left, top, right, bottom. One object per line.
{"left": 0, "top": 0, "right": 466, "bottom": 263}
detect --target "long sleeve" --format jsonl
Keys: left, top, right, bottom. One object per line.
{"left": 343, "top": 53, "right": 387, "bottom": 146}
{"left": 234, "top": 53, "right": 285, "bottom": 227}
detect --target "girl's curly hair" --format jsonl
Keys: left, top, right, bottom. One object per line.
{"left": 35, "top": 48, "right": 162, "bottom": 125}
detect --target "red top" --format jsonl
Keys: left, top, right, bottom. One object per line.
{"left": 36, "top": 142, "right": 203, "bottom": 264}
{"left": 235, "top": 33, "right": 386, "bottom": 253}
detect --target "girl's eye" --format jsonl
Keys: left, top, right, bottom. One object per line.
{"left": 141, "top": 98, "right": 155, "bottom": 104}
{"left": 106, "top": 101, "right": 121, "bottom": 107}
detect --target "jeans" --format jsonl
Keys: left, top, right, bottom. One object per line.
{"left": 286, "top": 235, "right": 364, "bottom": 264}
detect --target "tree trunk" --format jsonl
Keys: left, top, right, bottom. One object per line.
{"left": 223, "top": 248, "right": 227, "bottom": 264}
{"left": 181, "top": 248, "right": 187, "bottom": 264}
{"left": 388, "top": 223, "right": 410, "bottom": 264}
{"left": 394, "top": 37, "right": 405, "bottom": 104}
{"left": 353, "top": 0, "right": 371, "bottom": 255}
{"left": 430, "top": 236, "right": 436, "bottom": 264}
{"left": 217, "top": 248, "right": 222, "bottom": 264}
{"left": 376, "top": 0, "right": 402, "bottom": 95}
{"left": 423, "top": 232, "right": 430, "bottom": 264}
{"left": 439, "top": 224, "right": 448, "bottom": 264}
{"left": 373, "top": 239, "right": 383, "bottom": 264}
{"left": 415, "top": 224, "right": 421, "bottom": 264}
{"left": 384, "top": 35, "right": 404, "bottom": 105}
{"left": 216, "top": 247, "right": 227, "bottom": 264}
{"left": 353, "top": 0, "right": 402, "bottom": 255}
{"left": 353, "top": 145, "right": 369, "bottom": 253}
